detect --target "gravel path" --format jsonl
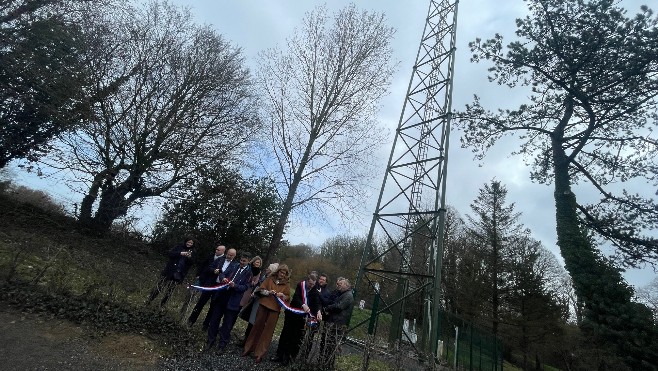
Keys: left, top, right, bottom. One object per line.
{"left": 161, "top": 345, "right": 280, "bottom": 371}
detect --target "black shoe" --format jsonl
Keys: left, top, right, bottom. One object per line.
{"left": 270, "top": 355, "right": 283, "bottom": 363}
{"left": 201, "top": 344, "right": 213, "bottom": 353}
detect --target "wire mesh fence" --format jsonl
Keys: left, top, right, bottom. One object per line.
{"left": 437, "top": 310, "right": 503, "bottom": 371}
{"left": 345, "top": 306, "right": 503, "bottom": 370}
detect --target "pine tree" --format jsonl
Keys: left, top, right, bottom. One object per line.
{"left": 467, "top": 180, "right": 524, "bottom": 335}
{"left": 459, "top": 1, "right": 658, "bottom": 367}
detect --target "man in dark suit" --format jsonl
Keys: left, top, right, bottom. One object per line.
{"left": 303, "top": 273, "right": 330, "bottom": 355}
{"left": 316, "top": 273, "right": 331, "bottom": 307}
{"left": 320, "top": 277, "right": 354, "bottom": 368}
{"left": 205, "top": 251, "right": 252, "bottom": 351}
{"left": 271, "top": 272, "right": 320, "bottom": 365}
{"left": 202, "top": 248, "right": 237, "bottom": 329}
{"left": 186, "top": 244, "right": 226, "bottom": 328}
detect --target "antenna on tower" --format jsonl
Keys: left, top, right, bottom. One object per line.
{"left": 350, "top": 0, "right": 459, "bottom": 367}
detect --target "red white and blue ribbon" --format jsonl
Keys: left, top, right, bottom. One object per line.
{"left": 275, "top": 281, "right": 317, "bottom": 318}
{"left": 275, "top": 296, "right": 307, "bottom": 315}
{"left": 190, "top": 283, "right": 230, "bottom": 292}
{"left": 300, "top": 281, "right": 308, "bottom": 306}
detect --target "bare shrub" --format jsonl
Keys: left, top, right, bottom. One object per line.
{"left": 1, "top": 242, "right": 28, "bottom": 283}
{"left": 31, "top": 243, "right": 67, "bottom": 286}
{"left": 3, "top": 184, "right": 65, "bottom": 215}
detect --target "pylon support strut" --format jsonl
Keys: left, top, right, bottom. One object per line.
{"left": 351, "top": 0, "right": 459, "bottom": 367}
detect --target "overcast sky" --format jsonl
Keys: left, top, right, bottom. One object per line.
{"left": 177, "top": 0, "right": 657, "bottom": 288}
{"left": 11, "top": 0, "right": 655, "bottom": 288}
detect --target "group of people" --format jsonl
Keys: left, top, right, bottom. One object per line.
{"left": 147, "top": 238, "right": 355, "bottom": 368}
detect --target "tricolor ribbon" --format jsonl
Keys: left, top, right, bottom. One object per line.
{"left": 276, "top": 296, "right": 307, "bottom": 315}
{"left": 190, "top": 283, "right": 230, "bottom": 292}
{"left": 300, "top": 281, "right": 308, "bottom": 306}
{"left": 301, "top": 281, "right": 319, "bottom": 322}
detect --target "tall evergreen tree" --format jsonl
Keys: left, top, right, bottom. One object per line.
{"left": 458, "top": 1, "right": 658, "bottom": 367}
{"left": 503, "top": 236, "right": 563, "bottom": 370}
{"left": 466, "top": 181, "right": 566, "bottom": 368}
{"left": 0, "top": 0, "right": 92, "bottom": 168}
{"left": 467, "top": 180, "right": 525, "bottom": 335}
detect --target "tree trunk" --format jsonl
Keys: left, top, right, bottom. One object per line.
{"left": 552, "top": 142, "right": 593, "bottom": 298}
{"left": 553, "top": 140, "right": 657, "bottom": 368}
{"left": 79, "top": 171, "right": 135, "bottom": 232}
{"left": 79, "top": 183, "right": 100, "bottom": 228}
{"left": 552, "top": 124, "right": 607, "bottom": 325}
{"left": 265, "top": 175, "right": 300, "bottom": 264}
{"left": 491, "top": 191, "right": 499, "bottom": 336}
{"left": 92, "top": 184, "right": 130, "bottom": 230}
{"left": 79, "top": 172, "right": 108, "bottom": 229}
{"left": 264, "top": 130, "right": 317, "bottom": 264}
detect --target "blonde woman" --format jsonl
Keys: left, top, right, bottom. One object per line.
{"left": 242, "top": 264, "right": 292, "bottom": 363}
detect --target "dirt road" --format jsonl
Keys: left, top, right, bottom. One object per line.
{"left": 0, "top": 303, "right": 160, "bottom": 371}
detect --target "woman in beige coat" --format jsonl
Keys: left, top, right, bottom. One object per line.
{"left": 242, "top": 264, "right": 291, "bottom": 363}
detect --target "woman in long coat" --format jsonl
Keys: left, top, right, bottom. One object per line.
{"left": 239, "top": 256, "right": 264, "bottom": 309}
{"left": 242, "top": 264, "right": 291, "bottom": 363}
{"left": 239, "top": 260, "right": 274, "bottom": 344}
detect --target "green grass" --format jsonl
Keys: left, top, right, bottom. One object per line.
{"left": 336, "top": 354, "right": 394, "bottom": 371}
{"left": 0, "top": 196, "right": 163, "bottom": 300}
{"left": 502, "top": 360, "right": 523, "bottom": 370}
{"left": 348, "top": 306, "right": 392, "bottom": 344}
{"left": 0, "top": 193, "right": 209, "bottom": 354}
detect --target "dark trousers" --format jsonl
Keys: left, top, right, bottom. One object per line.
{"left": 147, "top": 276, "right": 177, "bottom": 306}
{"left": 188, "top": 291, "right": 213, "bottom": 327}
{"left": 218, "top": 309, "right": 239, "bottom": 347}
{"left": 207, "top": 292, "right": 238, "bottom": 348}
{"left": 276, "top": 312, "right": 306, "bottom": 361}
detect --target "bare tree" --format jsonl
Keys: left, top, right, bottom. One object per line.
{"left": 636, "top": 277, "right": 658, "bottom": 323}
{"left": 45, "top": 1, "right": 258, "bottom": 231}
{"left": 258, "top": 4, "right": 396, "bottom": 262}
{"left": 535, "top": 246, "right": 579, "bottom": 322}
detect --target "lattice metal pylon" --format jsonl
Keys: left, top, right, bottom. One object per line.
{"left": 350, "top": 0, "right": 459, "bottom": 366}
